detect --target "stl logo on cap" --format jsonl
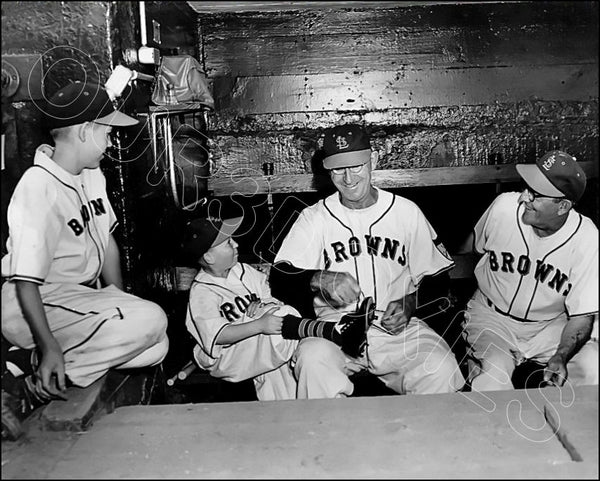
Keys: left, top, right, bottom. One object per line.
{"left": 322, "top": 124, "right": 372, "bottom": 170}
{"left": 542, "top": 153, "right": 558, "bottom": 171}
{"left": 335, "top": 135, "right": 350, "bottom": 151}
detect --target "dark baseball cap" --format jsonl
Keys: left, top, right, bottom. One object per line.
{"left": 322, "top": 124, "right": 371, "bottom": 170}
{"left": 44, "top": 81, "right": 138, "bottom": 130}
{"left": 181, "top": 216, "right": 243, "bottom": 259}
{"left": 516, "top": 150, "right": 586, "bottom": 202}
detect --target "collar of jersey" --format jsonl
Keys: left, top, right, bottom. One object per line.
{"left": 197, "top": 262, "right": 242, "bottom": 284}
{"left": 517, "top": 199, "right": 579, "bottom": 243}
{"left": 34, "top": 144, "right": 82, "bottom": 185}
{"left": 327, "top": 186, "right": 390, "bottom": 215}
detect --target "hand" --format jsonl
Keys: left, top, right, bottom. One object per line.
{"left": 543, "top": 354, "right": 568, "bottom": 387}
{"left": 311, "top": 271, "right": 360, "bottom": 308}
{"left": 35, "top": 342, "right": 68, "bottom": 401}
{"left": 343, "top": 359, "right": 365, "bottom": 376}
{"left": 246, "top": 300, "right": 262, "bottom": 318}
{"left": 381, "top": 293, "right": 416, "bottom": 335}
{"left": 257, "top": 307, "right": 284, "bottom": 335}
{"left": 246, "top": 300, "right": 281, "bottom": 318}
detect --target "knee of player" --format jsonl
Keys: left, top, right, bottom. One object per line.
{"left": 422, "top": 347, "right": 460, "bottom": 378}
{"left": 294, "top": 338, "right": 340, "bottom": 367}
{"left": 478, "top": 352, "right": 514, "bottom": 376}
{"left": 130, "top": 301, "right": 169, "bottom": 339}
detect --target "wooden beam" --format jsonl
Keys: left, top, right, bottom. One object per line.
{"left": 213, "top": 65, "right": 598, "bottom": 114}
{"left": 190, "top": 1, "right": 502, "bottom": 14}
{"left": 208, "top": 161, "right": 598, "bottom": 195}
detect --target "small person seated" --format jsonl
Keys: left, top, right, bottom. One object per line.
{"left": 1, "top": 81, "right": 169, "bottom": 438}
{"left": 181, "top": 216, "right": 374, "bottom": 401}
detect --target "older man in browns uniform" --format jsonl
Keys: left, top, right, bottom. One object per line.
{"left": 460, "top": 150, "right": 598, "bottom": 391}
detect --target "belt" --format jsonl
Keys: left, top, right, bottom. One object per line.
{"left": 484, "top": 296, "right": 537, "bottom": 323}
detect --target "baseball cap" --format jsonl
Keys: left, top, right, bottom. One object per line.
{"left": 44, "top": 81, "right": 138, "bottom": 130}
{"left": 181, "top": 216, "right": 243, "bottom": 259}
{"left": 322, "top": 124, "right": 371, "bottom": 170}
{"left": 516, "top": 150, "right": 587, "bottom": 202}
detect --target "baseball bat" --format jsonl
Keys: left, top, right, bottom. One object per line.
{"left": 166, "top": 360, "right": 198, "bottom": 386}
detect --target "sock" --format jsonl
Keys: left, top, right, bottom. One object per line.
{"left": 281, "top": 315, "right": 340, "bottom": 344}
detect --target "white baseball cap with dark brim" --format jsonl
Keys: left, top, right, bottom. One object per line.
{"left": 515, "top": 150, "right": 586, "bottom": 202}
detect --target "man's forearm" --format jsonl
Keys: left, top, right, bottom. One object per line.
{"left": 414, "top": 271, "right": 452, "bottom": 320}
{"left": 269, "top": 262, "right": 318, "bottom": 318}
{"left": 553, "top": 315, "right": 594, "bottom": 363}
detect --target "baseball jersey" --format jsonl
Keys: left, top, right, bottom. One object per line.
{"left": 274, "top": 187, "right": 454, "bottom": 318}
{"left": 473, "top": 192, "right": 599, "bottom": 322}
{"left": 186, "top": 262, "right": 299, "bottom": 369}
{"left": 1, "top": 144, "right": 118, "bottom": 286}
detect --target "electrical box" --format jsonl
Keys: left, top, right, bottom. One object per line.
{"left": 1, "top": 54, "right": 44, "bottom": 102}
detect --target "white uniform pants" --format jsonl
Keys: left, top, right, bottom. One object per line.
{"left": 2, "top": 282, "right": 169, "bottom": 388}
{"left": 292, "top": 319, "right": 465, "bottom": 398}
{"left": 463, "top": 289, "right": 598, "bottom": 391}
{"left": 199, "top": 333, "right": 299, "bottom": 401}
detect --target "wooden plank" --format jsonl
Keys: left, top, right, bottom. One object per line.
{"left": 192, "top": 1, "right": 414, "bottom": 14}
{"left": 208, "top": 101, "right": 599, "bottom": 133}
{"left": 208, "top": 161, "right": 598, "bottom": 195}
{"left": 205, "top": 26, "right": 596, "bottom": 77}
{"left": 41, "top": 386, "right": 597, "bottom": 479}
{"left": 200, "top": 2, "right": 596, "bottom": 37}
{"left": 214, "top": 65, "right": 598, "bottom": 114}
{"left": 202, "top": 3, "right": 597, "bottom": 77}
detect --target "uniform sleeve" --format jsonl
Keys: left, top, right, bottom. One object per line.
{"left": 408, "top": 205, "right": 455, "bottom": 287}
{"left": 565, "top": 228, "right": 599, "bottom": 318}
{"left": 274, "top": 208, "right": 325, "bottom": 269}
{"left": 5, "top": 171, "right": 62, "bottom": 283}
{"left": 472, "top": 193, "right": 510, "bottom": 254}
{"left": 186, "top": 283, "right": 229, "bottom": 360}
{"left": 108, "top": 201, "right": 118, "bottom": 233}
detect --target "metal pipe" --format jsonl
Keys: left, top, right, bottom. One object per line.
{"left": 139, "top": 1, "right": 147, "bottom": 46}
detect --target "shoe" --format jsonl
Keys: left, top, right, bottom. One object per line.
{"left": 334, "top": 297, "right": 376, "bottom": 358}
{"left": 1, "top": 390, "right": 24, "bottom": 441}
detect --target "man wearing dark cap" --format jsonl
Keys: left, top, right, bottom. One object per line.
{"left": 1, "top": 81, "right": 169, "bottom": 428}
{"left": 270, "top": 124, "right": 465, "bottom": 398}
{"left": 460, "top": 150, "right": 598, "bottom": 391}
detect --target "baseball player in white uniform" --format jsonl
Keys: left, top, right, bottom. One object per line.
{"left": 182, "top": 216, "right": 373, "bottom": 401}
{"left": 1, "top": 82, "right": 169, "bottom": 404}
{"left": 462, "top": 150, "right": 598, "bottom": 391}
{"left": 270, "top": 124, "right": 465, "bottom": 397}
